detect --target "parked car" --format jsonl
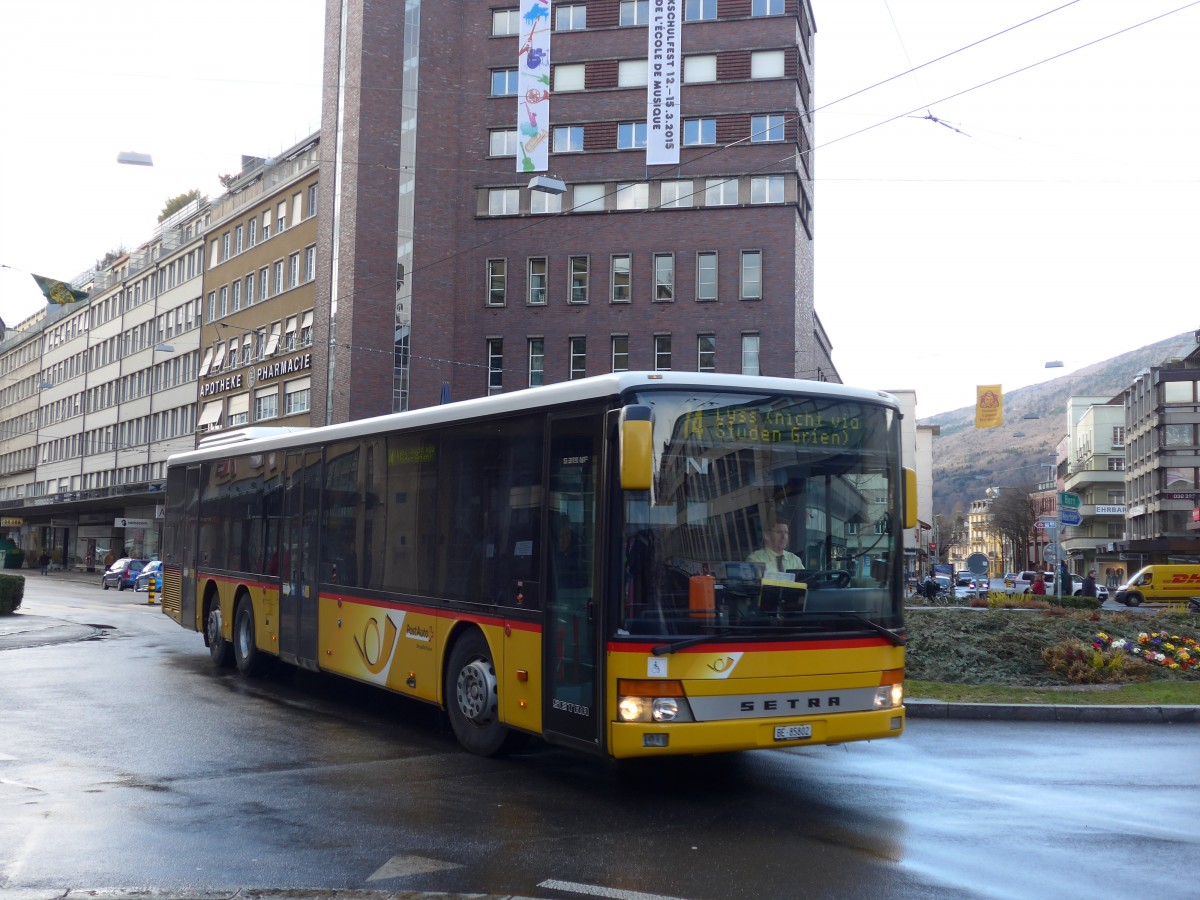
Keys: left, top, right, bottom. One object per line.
{"left": 102, "top": 557, "right": 148, "bottom": 591}
{"left": 134, "top": 560, "right": 162, "bottom": 592}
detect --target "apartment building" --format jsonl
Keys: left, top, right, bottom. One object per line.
{"left": 0, "top": 201, "right": 207, "bottom": 569}
{"left": 196, "top": 136, "right": 321, "bottom": 435}
{"left": 1058, "top": 395, "right": 1128, "bottom": 578}
{"left": 313, "top": 0, "right": 834, "bottom": 423}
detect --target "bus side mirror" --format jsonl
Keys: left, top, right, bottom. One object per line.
{"left": 902, "top": 467, "right": 918, "bottom": 530}
{"left": 620, "top": 405, "right": 653, "bottom": 491}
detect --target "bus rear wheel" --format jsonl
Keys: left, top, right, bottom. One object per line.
{"left": 446, "top": 630, "right": 511, "bottom": 756}
{"left": 206, "top": 598, "right": 232, "bottom": 668}
{"left": 234, "top": 596, "right": 267, "bottom": 677}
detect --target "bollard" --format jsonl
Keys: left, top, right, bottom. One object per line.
{"left": 147, "top": 578, "right": 156, "bottom": 605}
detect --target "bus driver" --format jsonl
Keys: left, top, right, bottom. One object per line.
{"left": 747, "top": 515, "right": 805, "bottom": 574}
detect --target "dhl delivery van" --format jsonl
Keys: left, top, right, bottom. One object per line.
{"left": 1113, "top": 565, "right": 1200, "bottom": 606}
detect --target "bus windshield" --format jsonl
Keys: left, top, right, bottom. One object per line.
{"left": 617, "top": 389, "right": 903, "bottom": 639}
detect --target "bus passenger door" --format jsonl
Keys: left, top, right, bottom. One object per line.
{"left": 542, "top": 414, "right": 603, "bottom": 751}
{"left": 279, "top": 449, "right": 322, "bottom": 669}
{"left": 179, "top": 465, "right": 202, "bottom": 630}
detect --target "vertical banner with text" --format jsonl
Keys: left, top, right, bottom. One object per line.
{"left": 974, "top": 385, "right": 1003, "bottom": 428}
{"left": 518, "top": 0, "right": 552, "bottom": 173}
{"left": 647, "top": 0, "right": 681, "bottom": 166}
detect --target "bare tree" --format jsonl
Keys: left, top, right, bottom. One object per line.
{"left": 988, "top": 480, "right": 1040, "bottom": 570}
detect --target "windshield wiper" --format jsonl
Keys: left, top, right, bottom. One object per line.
{"left": 823, "top": 611, "right": 906, "bottom": 646}
{"left": 652, "top": 628, "right": 739, "bottom": 656}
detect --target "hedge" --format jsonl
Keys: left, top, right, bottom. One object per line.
{"left": 0, "top": 573, "right": 24, "bottom": 614}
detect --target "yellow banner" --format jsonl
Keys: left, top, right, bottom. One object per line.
{"left": 975, "top": 385, "right": 1003, "bottom": 428}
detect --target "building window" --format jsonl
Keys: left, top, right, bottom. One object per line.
{"left": 300, "top": 311, "right": 313, "bottom": 347}
{"left": 612, "top": 335, "right": 630, "bottom": 372}
{"left": 741, "top": 250, "right": 762, "bottom": 299}
{"left": 557, "top": 4, "right": 587, "bottom": 30}
{"left": 685, "top": 0, "right": 717, "bottom": 22}
{"left": 742, "top": 334, "right": 761, "bottom": 375}
{"left": 262, "top": 211, "right": 271, "bottom": 241}
{"left": 492, "top": 69, "right": 519, "bottom": 96}
{"left": 660, "top": 180, "right": 694, "bottom": 208}
{"left": 697, "top": 252, "right": 718, "bottom": 301}
{"left": 487, "top": 339, "right": 504, "bottom": 395}
{"left": 288, "top": 252, "right": 300, "bottom": 289}
{"left": 1108, "top": 457, "right": 1126, "bottom": 471}
{"left": 218, "top": 285, "right": 229, "bottom": 318}
{"left": 684, "top": 55, "right": 717, "bottom": 83}
{"left": 284, "top": 377, "right": 311, "bottom": 415}
{"left": 284, "top": 315, "right": 298, "bottom": 351}
{"left": 569, "top": 256, "right": 589, "bottom": 303}
{"left": 751, "top": 50, "right": 786, "bottom": 79}
{"left": 255, "top": 388, "right": 278, "bottom": 422}
{"left": 654, "top": 254, "right": 674, "bottom": 302}
{"left": 221, "top": 232, "right": 230, "bottom": 261}
{"left": 683, "top": 118, "right": 716, "bottom": 146}
{"left": 1112, "top": 426, "right": 1126, "bottom": 447}
{"left": 493, "top": 8, "right": 520, "bottom": 35}
{"left": 655, "top": 335, "right": 672, "bottom": 371}
{"left": 230, "top": 280, "right": 242, "bottom": 312}
{"left": 487, "top": 256, "right": 506, "bottom": 307}
{"left": 573, "top": 183, "right": 606, "bottom": 212}
{"left": 528, "top": 257, "right": 548, "bottom": 304}
{"left": 234, "top": 225, "right": 244, "bottom": 255}
{"left": 615, "top": 182, "right": 649, "bottom": 209}
{"left": 248, "top": 218, "right": 258, "bottom": 247}
{"left": 488, "top": 187, "right": 521, "bottom": 216}
{"left": 620, "top": 0, "right": 648, "bottom": 26}
{"left": 705, "top": 178, "right": 738, "bottom": 206}
{"left": 618, "top": 121, "right": 647, "bottom": 149}
{"left": 697, "top": 334, "right": 716, "bottom": 372}
{"left": 611, "top": 255, "right": 631, "bottom": 303}
{"left": 530, "top": 191, "right": 562, "bottom": 214}
{"left": 273, "top": 260, "right": 285, "bottom": 295}
{"left": 569, "top": 336, "right": 587, "bottom": 379}
{"left": 752, "top": 0, "right": 784, "bottom": 14}
{"left": 528, "top": 338, "right": 545, "bottom": 387}
{"left": 306, "top": 183, "right": 318, "bottom": 218}
{"left": 618, "top": 59, "right": 648, "bottom": 87}
{"left": 553, "top": 125, "right": 585, "bottom": 152}
{"left": 305, "top": 245, "right": 316, "bottom": 282}
{"left": 228, "top": 394, "right": 250, "bottom": 427}
{"left": 277, "top": 201, "right": 287, "bottom": 234}
{"left": 751, "top": 175, "right": 785, "bottom": 204}
{"left": 259, "top": 266, "right": 270, "bottom": 300}
{"left": 554, "top": 63, "right": 586, "bottom": 92}
{"left": 490, "top": 129, "right": 519, "bottom": 156}
{"left": 751, "top": 114, "right": 785, "bottom": 142}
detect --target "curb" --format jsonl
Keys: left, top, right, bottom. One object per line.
{"left": 906, "top": 698, "right": 1200, "bottom": 723}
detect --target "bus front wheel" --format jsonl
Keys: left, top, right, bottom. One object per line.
{"left": 206, "top": 598, "right": 232, "bottom": 668}
{"left": 446, "top": 630, "right": 510, "bottom": 756}
{"left": 234, "top": 596, "right": 267, "bottom": 677}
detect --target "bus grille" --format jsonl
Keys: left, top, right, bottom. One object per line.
{"left": 161, "top": 568, "right": 182, "bottom": 619}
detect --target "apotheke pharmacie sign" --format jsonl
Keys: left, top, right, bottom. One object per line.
{"left": 200, "top": 352, "right": 312, "bottom": 397}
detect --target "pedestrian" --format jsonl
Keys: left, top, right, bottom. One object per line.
{"left": 922, "top": 572, "right": 938, "bottom": 600}
{"left": 1030, "top": 573, "right": 1047, "bottom": 596}
{"left": 103, "top": 547, "right": 116, "bottom": 569}
{"left": 38, "top": 552, "right": 51, "bottom": 575}
{"left": 1081, "top": 569, "right": 1098, "bottom": 599}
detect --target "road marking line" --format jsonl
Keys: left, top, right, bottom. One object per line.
{"left": 367, "top": 853, "right": 463, "bottom": 881}
{"left": 537, "top": 879, "right": 687, "bottom": 900}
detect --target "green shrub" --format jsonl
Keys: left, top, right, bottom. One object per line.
{"left": 0, "top": 573, "right": 25, "bottom": 614}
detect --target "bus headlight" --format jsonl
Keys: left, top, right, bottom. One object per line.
{"left": 617, "top": 680, "right": 694, "bottom": 723}
{"left": 873, "top": 683, "right": 904, "bottom": 709}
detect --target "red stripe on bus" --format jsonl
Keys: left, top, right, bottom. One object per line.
{"left": 607, "top": 637, "right": 893, "bottom": 653}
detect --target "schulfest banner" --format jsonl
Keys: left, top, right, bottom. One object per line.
{"left": 975, "top": 385, "right": 1003, "bottom": 428}
{"left": 647, "top": 0, "right": 681, "bottom": 166}
{"left": 518, "top": 0, "right": 552, "bottom": 173}
{"left": 32, "top": 273, "right": 88, "bottom": 305}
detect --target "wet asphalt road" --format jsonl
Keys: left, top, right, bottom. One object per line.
{"left": 0, "top": 573, "right": 1197, "bottom": 900}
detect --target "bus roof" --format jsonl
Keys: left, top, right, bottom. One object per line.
{"left": 167, "top": 372, "right": 901, "bottom": 467}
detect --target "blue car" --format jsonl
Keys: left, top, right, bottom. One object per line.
{"left": 102, "top": 558, "right": 148, "bottom": 591}
{"left": 134, "top": 560, "right": 162, "bottom": 592}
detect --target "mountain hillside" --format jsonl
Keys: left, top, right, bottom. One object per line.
{"left": 925, "top": 331, "right": 1196, "bottom": 519}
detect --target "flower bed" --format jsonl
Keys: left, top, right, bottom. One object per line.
{"left": 1093, "top": 631, "right": 1200, "bottom": 672}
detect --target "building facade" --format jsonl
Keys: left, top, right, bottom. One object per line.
{"left": 1059, "top": 395, "right": 1127, "bottom": 580}
{"left": 1118, "top": 348, "right": 1200, "bottom": 565}
{"left": 313, "top": 0, "right": 834, "bottom": 423}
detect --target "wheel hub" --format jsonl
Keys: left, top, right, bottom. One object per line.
{"left": 207, "top": 606, "right": 222, "bottom": 644}
{"left": 456, "top": 658, "right": 497, "bottom": 725}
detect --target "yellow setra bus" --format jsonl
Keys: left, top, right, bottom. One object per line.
{"left": 161, "top": 372, "right": 915, "bottom": 758}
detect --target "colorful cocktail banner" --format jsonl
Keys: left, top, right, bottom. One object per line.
{"left": 647, "top": 0, "right": 681, "bottom": 166}
{"left": 518, "top": 0, "right": 552, "bottom": 173}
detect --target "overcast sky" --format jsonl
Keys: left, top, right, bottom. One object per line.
{"left": 2, "top": 1, "right": 1196, "bottom": 416}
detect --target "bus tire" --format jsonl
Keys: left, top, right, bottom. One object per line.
{"left": 446, "top": 630, "right": 511, "bottom": 757}
{"left": 206, "top": 595, "right": 232, "bottom": 668}
{"left": 233, "top": 595, "right": 266, "bottom": 677}
{"left": 1126, "top": 592, "right": 1143, "bottom": 607}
